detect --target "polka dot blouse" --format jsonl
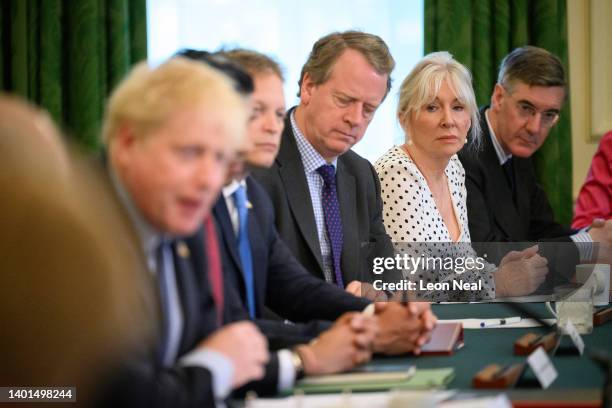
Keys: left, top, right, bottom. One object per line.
{"left": 374, "top": 145, "right": 495, "bottom": 301}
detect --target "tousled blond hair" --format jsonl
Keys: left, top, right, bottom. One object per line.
{"left": 397, "top": 51, "right": 481, "bottom": 145}
{"left": 103, "top": 57, "right": 248, "bottom": 148}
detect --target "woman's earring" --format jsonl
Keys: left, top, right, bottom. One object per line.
{"left": 464, "top": 138, "right": 468, "bottom": 144}
{"left": 407, "top": 139, "right": 413, "bottom": 146}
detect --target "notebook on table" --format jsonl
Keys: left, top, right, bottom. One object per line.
{"left": 419, "top": 322, "right": 464, "bottom": 355}
{"left": 294, "top": 367, "right": 454, "bottom": 394}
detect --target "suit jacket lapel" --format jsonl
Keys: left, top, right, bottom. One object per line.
{"left": 481, "top": 123, "right": 526, "bottom": 240}
{"left": 245, "top": 177, "right": 267, "bottom": 312}
{"left": 276, "top": 115, "right": 325, "bottom": 272}
{"left": 101, "top": 160, "right": 161, "bottom": 359}
{"left": 172, "top": 239, "right": 200, "bottom": 354}
{"left": 336, "top": 159, "right": 359, "bottom": 283}
{"left": 213, "top": 198, "right": 242, "bottom": 274}
{"left": 513, "top": 158, "right": 531, "bottom": 226}
{"left": 213, "top": 187, "right": 265, "bottom": 312}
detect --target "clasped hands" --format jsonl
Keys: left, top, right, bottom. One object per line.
{"left": 297, "top": 300, "right": 437, "bottom": 376}
{"left": 346, "top": 280, "right": 437, "bottom": 354}
{"left": 200, "top": 300, "right": 436, "bottom": 386}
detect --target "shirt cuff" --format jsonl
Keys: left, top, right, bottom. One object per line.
{"left": 277, "top": 349, "right": 297, "bottom": 391}
{"left": 179, "top": 347, "right": 234, "bottom": 400}
{"left": 570, "top": 230, "right": 593, "bottom": 262}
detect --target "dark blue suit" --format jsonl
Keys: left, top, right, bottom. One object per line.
{"left": 101, "top": 161, "right": 281, "bottom": 406}
{"left": 213, "top": 176, "right": 370, "bottom": 345}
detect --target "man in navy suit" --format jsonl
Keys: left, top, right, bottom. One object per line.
{"left": 215, "top": 48, "right": 438, "bottom": 356}
{"left": 104, "top": 54, "right": 379, "bottom": 405}
{"left": 104, "top": 57, "right": 271, "bottom": 407}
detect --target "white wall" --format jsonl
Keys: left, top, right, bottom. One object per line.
{"left": 147, "top": 0, "right": 424, "bottom": 163}
{"left": 567, "top": 0, "right": 611, "bottom": 198}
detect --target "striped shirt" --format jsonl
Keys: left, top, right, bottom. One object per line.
{"left": 290, "top": 111, "right": 338, "bottom": 282}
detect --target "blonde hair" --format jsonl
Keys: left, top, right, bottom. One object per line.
{"left": 397, "top": 51, "right": 480, "bottom": 145}
{"left": 103, "top": 57, "right": 248, "bottom": 148}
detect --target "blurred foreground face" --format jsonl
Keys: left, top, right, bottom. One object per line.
{"left": 0, "top": 95, "right": 69, "bottom": 178}
{"left": 114, "top": 105, "right": 235, "bottom": 235}
{"left": 1, "top": 96, "right": 149, "bottom": 405}
{"left": 246, "top": 73, "right": 286, "bottom": 168}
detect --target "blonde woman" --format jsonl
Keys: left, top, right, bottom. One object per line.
{"left": 375, "top": 52, "right": 548, "bottom": 301}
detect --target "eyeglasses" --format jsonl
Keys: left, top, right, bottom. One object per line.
{"left": 504, "top": 88, "right": 560, "bottom": 129}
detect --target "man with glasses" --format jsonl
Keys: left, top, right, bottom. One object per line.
{"left": 459, "top": 46, "right": 611, "bottom": 263}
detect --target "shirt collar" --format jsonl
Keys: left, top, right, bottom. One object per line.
{"left": 108, "top": 165, "right": 166, "bottom": 255}
{"left": 290, "top": 110, "right": 338, "bottom": 174}
{"left": 485, "top": 108, "right": 513, "bottom": 165}
{"left": 222, "top": 178, "right": 247, "bottom": 199}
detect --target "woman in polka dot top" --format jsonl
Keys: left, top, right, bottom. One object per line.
{"left": 375, "top": 52, "right": 542, "bottom": 301}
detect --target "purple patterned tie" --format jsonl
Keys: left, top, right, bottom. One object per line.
{"left": 316, "top": 164, "right": 344, "bottom": 288}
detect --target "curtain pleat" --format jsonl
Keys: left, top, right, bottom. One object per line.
{"left": 425, "top": 0, "right": 572, "bottom": 224}
{"left": 0, "top": 0, "right": 147, "bottom": 150}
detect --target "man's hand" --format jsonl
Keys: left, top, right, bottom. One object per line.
{"left": 495, "top": 245, "right": 548, "bottom": 297}
{"left": 372, "top": 301, "right": 436, "bottom": 355}
{"left": 199, "top": 321, "right": 269, "bottom": 388}
{"left": 296, "top": 312, "right": 377, "bottom": 376}
{"left": 345, "top": 280, "right": 388, "bottom": 301}
{"left": 409, "top": 301, "right": 437, "bottom": 333}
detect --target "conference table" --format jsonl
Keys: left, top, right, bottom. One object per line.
{"left": 369, "top": 302, "right": 611, "bottom": 405}
{"left": 245, "top": 302, "right": 610, "bottom": 407}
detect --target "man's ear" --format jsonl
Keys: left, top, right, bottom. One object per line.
{"left": 300, "top": 73, "right": 316, "bottom": 105}
{"left": 112, "top": 124, "right": 138, "bottom": 164}
{"left": 491, "top": 83, "right": 505, "bottom": 112}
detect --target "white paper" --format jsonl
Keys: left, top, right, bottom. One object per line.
{"left": 439, "top": 318, "right": 556, "bottom": 329}
{"left": 564, "top": 320, "right": 585, "bottom": 355}
{"left": 297, "top": 366, "right": 415, "bottom": 386}
{"left": 440, "top": 394, "right": 512, "bottom": 408}
{"left": 437, "top": 295, "right": 555, "bottom": 304}
{"left": 245, "top": 391, "right": 455, "bottom": 408}
{"left": 527, "top": 347, "right": 558, "bottom": 389}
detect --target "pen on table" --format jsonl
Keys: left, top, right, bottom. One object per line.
{"left": 480, "top": 317, "right": 522, "bottom": 328}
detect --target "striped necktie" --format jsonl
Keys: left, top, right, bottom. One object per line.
{"left": 316, "top": 164, "right": 345, "bottom": 288}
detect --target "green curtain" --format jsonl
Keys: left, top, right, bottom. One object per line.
{"left": 0, "top": 0, "right": 147, "bottom": 150}
{"left": 424, "top": 0, "right": 572, "bottom": 224}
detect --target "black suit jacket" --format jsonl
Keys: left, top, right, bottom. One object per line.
{"left": 97, "top": 162, "right": 220, "bottom": 408}
{"left": 184, "top": 226, "right": 282, "bottom": 398}
{"left": 102, "top": 162, "right": 280, "bottom": 406}
{"left": 108, "top": 227, "right": 280, "bottom": 407}
{"left": 458, "top": 107, "right": 578, "bottom": 285}
{"left": 251, "top": 109, "right": 395, "bottom": 284}
{"left": 213, "top": 176, "right": 370, "bottom": 346}
{"left": 458, "top": 106, "right": 576, "bottom": 243}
